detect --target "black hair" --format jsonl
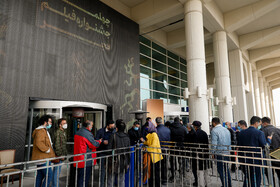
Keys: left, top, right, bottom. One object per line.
{"left": 192, "top": 121, "right": 202, "bottom": 127}
{"left": 38, "top": 115, "right": 52, "bottom": 126}
{"left": 155, "top": 117, "right": 163, "bottom": 124}
{"left": 165, "top": 121, "right": 171, "bottom": 127}
{"left": 261, "top": 117, "right": 271, "bottom": 124}
{"left": 212, "top": 117, "right": 220, "bottom": 124}
{"left": 106, "top": 120, "right": 115, "bottom": 127}
{"left": 174, "top": 117, "right": 180, "bottom": 123}
{"left": 116, "top": 119, "right": 126, "bottom": 132}
{"left": 82, "top": 121, "right": 91, "bottom": 128}
{"left": 238, "top": 120, "right": 247, "bottom": 127}
{"left": 57, "top": 118, "right": 66, "bottom": 126}
{"left": 146, "top": 117, "right": 151, "bottom": 122}
{"left": 250, "top": 116, "right": 261, "bottom": 125}
{"left": 133, "top": 121, "right": 140, "bottom": 126}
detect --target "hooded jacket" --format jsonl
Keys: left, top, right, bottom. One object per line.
{"left": 107, "top": 132, "right": 130, "bottom": 172}
{"left": 262, "top": 125, "right": 280, "bottom": 151}
{"left": 169, "top": 122, "right": 188, "bottom": 146}
{"left": 31, "top": 126, "right": 55, "bottom": 161}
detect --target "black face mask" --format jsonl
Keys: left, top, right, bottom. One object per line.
{"left": 109, "top": 128, "right": 114, "bottom": 132}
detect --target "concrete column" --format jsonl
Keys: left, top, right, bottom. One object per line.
{"left": 213, "top": 31, "right": 233, "bottom": 122}
{"left": 268, "top": 87, "right": 275, "bottom": 124}
{"left": 270, "top": 88, "right": 276, "bottom": 125}
{"left": 264, "top": 82, "right": 271, "bottom": 117}
{"left": 246, "top": 63, "right": 256, "bottom": 120}
{"left": 259, "top": 77, "right": 266, "bottom": 116}
{"left": 184, "top": 0, "right": 209, "bottom": 134}
{"left": 252, "top": 71, "right": 262, "bottom": 116}
{"left": 229, "top": 49, "right": 248, "bottom": 122}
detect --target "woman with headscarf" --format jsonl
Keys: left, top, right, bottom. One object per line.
{"left": 143, "top": 121, "right": 163, "bottom": 187}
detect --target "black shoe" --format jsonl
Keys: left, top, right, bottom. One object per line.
{"left": 193, "top": 182, "right": 198, "bottom": 186}
{"left": 168, "top": 177, "right": 174, "bottom": 183}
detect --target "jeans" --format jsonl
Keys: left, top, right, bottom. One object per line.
{"left": 36, "top": 162, "right": 53, "bottom": 187}
{"left": 243, "top": 166, "right": 261, "bottom": 187}
{"left": 52, "top": 160, "right": 62, "bottom": 187}
{"left": 77, "top": 167, "right": 92, "bottom": 187}
{"left": 217, "top": 156, "right": 232, "bottom": 187}
{"left": 107, "top": 172, "right": 125, "bottom": 187}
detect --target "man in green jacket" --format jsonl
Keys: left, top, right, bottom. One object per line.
{"left": 53, "top": 118, "right": 68, "bottom": 187}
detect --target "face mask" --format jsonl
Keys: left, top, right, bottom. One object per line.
{"left": 46, "top": 123, "right": 52, "bottom": 129}
{"left": 63, "top": 124, "right": 68, "bottom": 129}
{"left": 225, "top": 125, "right": 228, "bottom": 129}
{"left": 134, "top": 127, "right": 139, "bottom": 131}
{"left": 258, "top": 125, "right": 262, "bottom": 130}
{"left": 237, "top": 126, "right": 242, "bottom": 131}
{"left": 109, "top": 128, "right": 114, "bottom": 132}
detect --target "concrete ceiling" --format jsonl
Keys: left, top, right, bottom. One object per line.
{"left": 119, "top": 0, "right": 145, "bottom": 8}
{"left": 105, "top": 0, "right": 280, "bottom": 89}
{"left": 214, "top": 0, "right": 259, "bottom": 13}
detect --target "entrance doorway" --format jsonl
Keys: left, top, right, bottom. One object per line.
{"left": 25, "top": 100, "right": 108, "bottom": 161}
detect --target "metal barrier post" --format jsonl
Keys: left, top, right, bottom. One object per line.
{"left": 265, "top": 145, "right": 274, "bottom": 187}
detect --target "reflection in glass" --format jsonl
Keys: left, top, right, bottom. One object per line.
{"left": 168, "top": 76, "right": 180, "bottom": 87}
{"left": 140, "top": 66, "right": 151, "bottom": 78}
{"left": 168, "top": 67, "right": 179, "bottom": 78}
{"left": 153, "top": 81, "right": 167, "bottom": 93}
{"left": 180, "top": 72, "right": 187, "bottom": 80}
{"left": 168, "top": 58, "right": 179, "bottom": 69}
{"left": 140, "top": 77, "right": 151, "bottom": 90}
{"left": 169, "top": 95, "right": 180, "bottom": 104}
{"left": 140, "top": 55, "right": 151, "bottom": 67}
{"left": 152, "top": 42, "right": 166, "bottom": 54}
{"left": 152, "top": 71, "right": 167, "bottom": 82}
{"left": 181, "top": 81, "right": 188, "bottom": 88}
{"left": 153, "top": 91, "right": 168, "bottom": 103}
{"left": 180, "top": 63, "right": 187, "bottom": 73}
{"left": 140, "top": 44, "right": 151, "bottom": 57}
{"left": 152, "top": 50, "right": 166, "bottom": 63}
{"left": 169, "top": 85, "right": 180, "bottom": 96}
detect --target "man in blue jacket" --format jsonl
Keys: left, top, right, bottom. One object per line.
{"left": 156, "top": 117, "right": 170, "bottom": 185}
{"left": 211, "top": 117, "right": 232, "bottom": 187}
{"left": 238, "top": 116, "right": 266, "bottom": 187}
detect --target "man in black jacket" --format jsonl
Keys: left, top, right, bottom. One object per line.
{"left": 107, "top": 119, "right": 130, "bottom": 187}
{"left": 261, "top": 117, "right": 280, "bottom": 185}
{"left": 169, "top": 117, "right": 188, "bottom": 182}
{"left": 192, "top": 121, "right": 209, "bottom": 187}
{"left": 128, "top": 121, "right": 144, "bottom": 145}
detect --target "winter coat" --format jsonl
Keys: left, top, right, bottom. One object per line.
{"left": 169, "top": 122, "right": 188, "bottom": 146}
{"left": 74, "top": 127, "right": 101, "bottom": 168}
{"left": 96, "top": 127, "right": 115, "bottom": 155}
{"left": 156, "top": 124, "right": 171, "bottom": 143}
{"left": 54, "top": 129, "right": 67, "bottom": 157}
{"left": 144, "top": 132, "right": 163, "bottom": 163}
{"left": 31, "top": 126, "right": 55, "bottom": 161}
{"left": 107, "top": 132, "right": 130, "bottom": 172}
{"left": 128, "top": 127, "right": 141, "bottom": 146}
{"left": 193, "top": 129, "right": 209, "bottom": 170}
{"left": 262, "top": 125, "right": 280, "bottom": 151}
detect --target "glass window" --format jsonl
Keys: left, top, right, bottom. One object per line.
{"left": 140, "top": 66, "right": 151, "bottom": 78}
{"left": 180, "top": 63, "right": 187, "bottom": 73}
{"left": 140, "top": 77, "right": 151, "bottom": 90}
{"left": 168, "top": 76, "right": 180, "bottom": 87}
{"left": 152, "top": 42, "right": 166, "bottom": 54}
{"left": 141, "top": 89, "right": 151, "bottom": 101}
{"left": 169, "top": 85, "right": 180, "bottom": 96}
{"left": 180, "top": 58, "right": 187, "bottom": 65}
{"left": 168, "top": 58, "right": 179, "bottom": 69}
{"left": 180, "top": 98, "right": 187, "bottom": 107}
{"left": 140, "top": 44, "right": 151, "bottom": 57}
{"left": 152, "top": 60, "right": 166, "bottom": 73}
{"left": 152, "top": 81, "right": 167, "bottom": 93}
{"left": 168, "top": 51, "right": 179, "bottom": 61}
{"left": 168, "top": 67, "right": 179, "bottom": 78}
{"left": 140, "top": 55, "right": 151, "bottom": 67}
{"left": 181, "top": 81, "right": 188, "bottom": 88}
{"left": 152, "top": 50, "right": 166, "bottom": 63}
{"left": 140, "top": 35, "right": 151, "bottom": 46}
{"left": 152, "top": 71, "right": 167, "bottom": 82}
{"left": 180, "top": 72, "right": 187, "bottom": 80}
{"left": 169, "top": 95, "right": 180, "bottom": 104}
{"left": 153, "top": 91, "right": 168, "bottom": 103}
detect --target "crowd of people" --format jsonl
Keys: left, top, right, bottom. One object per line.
{"left": 30, "top": 114, "right": 280, "bottom": 187}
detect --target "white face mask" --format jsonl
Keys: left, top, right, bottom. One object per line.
{"left": 62, "top": 124, "right": 68, "bottom": 129}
